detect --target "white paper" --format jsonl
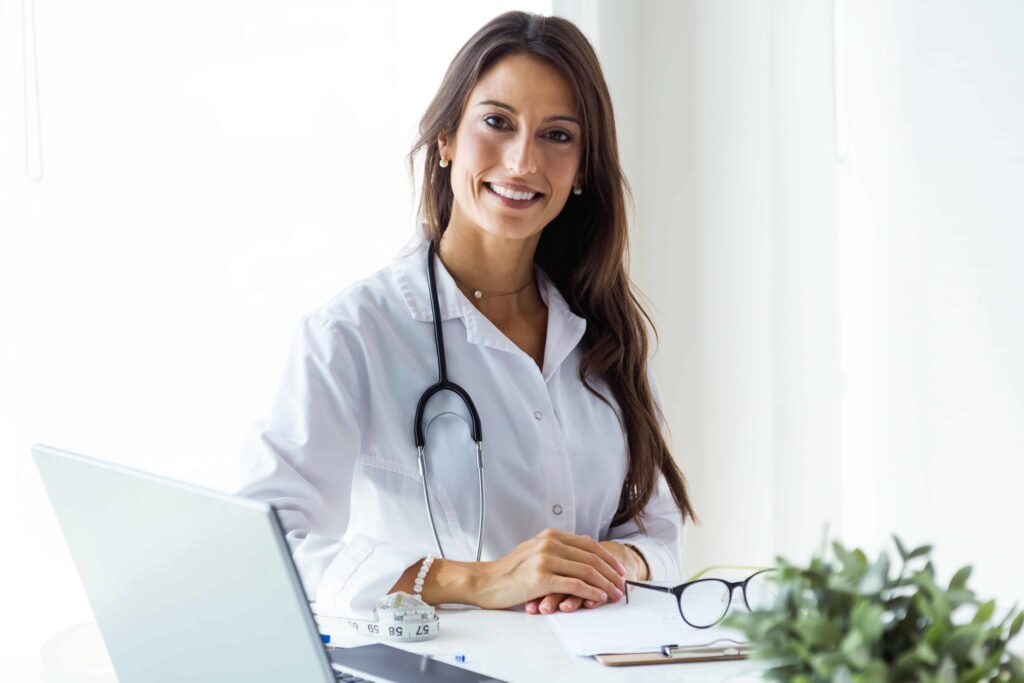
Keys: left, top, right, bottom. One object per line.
{"left": 545, "top": 585, "right": 749, "bottom": 656}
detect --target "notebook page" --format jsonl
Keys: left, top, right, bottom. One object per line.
{"left": 545, "top": 584, "right": 748, "bottom": 656}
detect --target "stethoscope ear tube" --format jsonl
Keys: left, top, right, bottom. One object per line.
{"left": 414, "top": 241, "right": 483, "bottom": 446}
{"left": 414, "top": 241, "right": 485, "bottom": 561}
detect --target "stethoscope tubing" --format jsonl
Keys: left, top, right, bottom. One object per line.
{"left": 413, "top": 241, "right": 485, "bottom": 561}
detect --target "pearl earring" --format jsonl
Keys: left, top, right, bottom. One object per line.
{"left": 439, "top": 157, "right": 449, "bottom": 168}
{"left": 572, "top": 186, "right": 582, "bottom": 196}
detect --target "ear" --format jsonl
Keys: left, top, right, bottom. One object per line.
{"left": 437, "top": 133, "right": 453, "bottom": 160}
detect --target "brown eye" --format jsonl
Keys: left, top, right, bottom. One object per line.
{"left": 484, "top": 115, "right": 510, "bottom": 129}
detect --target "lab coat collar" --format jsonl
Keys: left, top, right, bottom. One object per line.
{"left": 390, "top": 227, "right": 588, "bottom": 380}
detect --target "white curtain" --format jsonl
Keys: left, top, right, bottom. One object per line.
{"left": 556, "top": 0, "right": 1024, "bottom": 610}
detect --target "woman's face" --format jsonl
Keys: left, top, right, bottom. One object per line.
{"left": 439, "top": 52, "right": 583, "bottom": 243}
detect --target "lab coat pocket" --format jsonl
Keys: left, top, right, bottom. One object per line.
{"left": 350, "top": 450, "right": 470, "bottom": 561}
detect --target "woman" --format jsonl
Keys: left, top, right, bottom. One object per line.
{"left": 237, "top": 11, "right": 695, "bottom": 620}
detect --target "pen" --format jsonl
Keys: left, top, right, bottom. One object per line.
{"left": 433, "top": 654, "right": 474, "bottom": 664}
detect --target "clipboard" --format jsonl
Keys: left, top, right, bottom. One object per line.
{"left": 593, "top": 640, "right": 752, "bottom": 667}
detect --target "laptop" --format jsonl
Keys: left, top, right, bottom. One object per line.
{"left": 32, "top": 443, "right": 503, "bottom": 683}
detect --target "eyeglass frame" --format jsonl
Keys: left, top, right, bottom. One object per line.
{"left": 624, "top": 565, "right": 776, "bottom": 630}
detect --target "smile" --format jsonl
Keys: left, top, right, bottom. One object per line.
{"left": 484, "top": 182, "right": 544, "bottom": 208}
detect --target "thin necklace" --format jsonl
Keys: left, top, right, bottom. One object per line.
{"left": 437, "top": 252, "right": 535, "bottom": 300}
{"left": 457, "top": 275, "right": 535, "bottom": 300}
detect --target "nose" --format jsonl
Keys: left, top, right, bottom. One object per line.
{"left": 505, "top": 130, "right": 537, "bottom": 176}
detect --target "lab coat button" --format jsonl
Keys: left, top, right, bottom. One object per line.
{"left": 534, "top": 411, "right": 544, "bottom": 421}
{"left": 552, "top": 504, "right": 563, "bottom": 515}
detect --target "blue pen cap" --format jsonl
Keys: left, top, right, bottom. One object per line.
{"left": 321, "top": 634, "right": 331, "bottom": 645}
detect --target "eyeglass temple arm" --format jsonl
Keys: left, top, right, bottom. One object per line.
{"left": 685, "top": 564, "right": 773, "bottom": 582}
{"left": 623, "top": 580, "right": 674, "bottom": 604}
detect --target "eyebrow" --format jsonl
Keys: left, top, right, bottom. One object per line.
{"left": 475, "top": 99, "right": 581, "bottom": 126}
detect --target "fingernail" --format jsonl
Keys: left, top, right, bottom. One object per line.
{"left": 614, "top": 588, "right": 623, "bottom": 600}
{"left": 617, "top": 562, "right": 626, "bottom": 575}
{"left": 600, "top": 591, "right": 608, "bottom": 601}
{"left": 584, "top": 600, "right": 595, "bottom": 608}
{"left": 560, "top": 600, "right": 572, "bottom": 610}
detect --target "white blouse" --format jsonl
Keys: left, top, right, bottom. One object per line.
{"left": 236, "top": 229, "right": 685, "bottom": 619}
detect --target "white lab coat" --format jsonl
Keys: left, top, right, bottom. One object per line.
{"left": 236, "top": 229, "right": 685, "bottom": 619}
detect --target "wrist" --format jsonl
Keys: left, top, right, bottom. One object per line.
{"left": 421, "top": 558, "right": 482, "bottom": 606}
{"left": 623, "top": 543, "right": 651, "bottom": 581}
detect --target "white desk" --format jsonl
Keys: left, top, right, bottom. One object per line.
{"left": 320, "top": 607, "right": 768, "bottom": 683}
{"left": 31, "top": 610, "right": 767, "bottom": 682}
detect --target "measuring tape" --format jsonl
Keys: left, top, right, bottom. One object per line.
{"left": 336, "top": 591, "right": 439, "bottom": 642}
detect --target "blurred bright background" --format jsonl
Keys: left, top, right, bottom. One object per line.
{"left": 2, "top": 0, "right": 1022, "bottom": 679}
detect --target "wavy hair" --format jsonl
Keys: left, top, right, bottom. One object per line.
{"left": 405, "top": 11, "right": 696, "bottom": 531}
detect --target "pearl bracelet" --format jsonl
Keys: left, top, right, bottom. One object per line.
{"left": 413, "top": 554, "right": 435, "bottom": 598}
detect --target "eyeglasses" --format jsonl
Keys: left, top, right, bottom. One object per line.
{"left": 625, "top": 565, "right": 778, "bottom": 629}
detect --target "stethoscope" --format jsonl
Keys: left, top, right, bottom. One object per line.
{"left": 413, "top": 240, "right": 485, "bottom": 562}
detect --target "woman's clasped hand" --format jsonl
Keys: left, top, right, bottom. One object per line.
{"left": 474, "top": 528, "right": 628, "bottom": 614}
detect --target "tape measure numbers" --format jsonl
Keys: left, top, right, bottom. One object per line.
{"left": 340, "top": 591, "right": 439, "bottom": 642}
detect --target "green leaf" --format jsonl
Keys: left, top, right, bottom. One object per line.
{"left": 914, "top": 592, "right": 935, "bottom": 620}
{"left": 915, "top": 642, "right": 939, "bottom": 666}
{"left": 893, "top": 535, "right": 909, "bottom": 561}
{"left": 946, "top": 625, "right": 983, "bottom": 658}
{"left": 851, "top": 601, "right": 885, "bottom": 643}
{"left": 840, "top": 629, "right": 870, "bottom": 669}
{"left": 858, "top": 552, "right": 889, "bottom": 596}
{"left": 923, "top": 621, "right": 950, "bottom": 649}
{"left": 1008, "top": 653, "right": 1024, "bottom": 679}
{"left": 794, "top": 614, "right": 842, "bottom": 649}
{"left": 861, "top": 660, "right": 889, "bottom": 683}
{"left": 908, "top": 544, "right": 934, "bottom": 560}
{"left": 946, "top": 588, "right": 977, "bottom": 608}
{"left": 833, "top": 666, "right": 853, "bottom": 683}
{"left": 949, "top": 565, "right": 973, "bottom": 591}
{"left": 1009, "top": 611, "right": 1024, "bottom": 639}
{"left": 974, "top": 599, "right": 996, "bottom": 626}
{"left": 833, "top": 541, "right": 858, "bottom": 571}
{"left": 915, "top": 568, "right": 941, "bottom": 599}
{"left": 937, "top": 656, "right": 957, "bottom": 683}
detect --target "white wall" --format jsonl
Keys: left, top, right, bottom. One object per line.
{"left": 565, "top": 0, "right": 1024, "bottom": 612}
{"left": 0, "top": 1, "right": 549, "bottom": 679}
{"left": 836, "top": 0, "right": 1024, "bottom": 605}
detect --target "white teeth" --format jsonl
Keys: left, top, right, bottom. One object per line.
{"left": 489, "top": 183, "right": 536, "bottom": 201}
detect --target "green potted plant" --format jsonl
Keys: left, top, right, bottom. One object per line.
{"left": 726, "top": 536, "right": 1024, "bottom": 682}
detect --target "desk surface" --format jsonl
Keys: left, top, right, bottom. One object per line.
{"left": 321, "top": 607, "right": 767, "bottom": 683}
{"left": 29, "top": 610, "right": 767, "bottom": 683}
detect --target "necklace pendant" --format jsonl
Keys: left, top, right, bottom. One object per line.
{"left": 474, "top": 290, "right": 483, "bottom": 299}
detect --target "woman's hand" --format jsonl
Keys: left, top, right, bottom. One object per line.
{"left": 524, "top": 541, "right": 648, "bottom": 615}
{"left": 470, "top": 528, "right": 627, "bottom": 611}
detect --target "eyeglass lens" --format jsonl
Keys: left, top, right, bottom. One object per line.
{"left": 678, "top": 579, "right": 731, "bottom": 627}
{"left": 743, "top": 570, "right": 779, "bottom": 610}
{"left": 679, "top": 571, "right": 779, "bottom": 627}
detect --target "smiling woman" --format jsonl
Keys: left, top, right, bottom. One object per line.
{"left": 237, "top": 10, "right": 695, "bottom": 623}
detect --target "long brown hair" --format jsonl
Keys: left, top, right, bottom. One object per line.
{"left": 405, "top": 11, "right": 696, "bottom": 531}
